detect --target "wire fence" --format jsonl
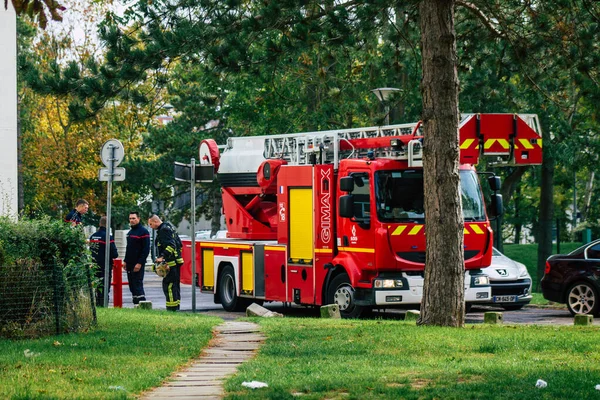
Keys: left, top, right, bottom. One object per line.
{"left": 0, "top": 259, "right": 96, "bottom": 339}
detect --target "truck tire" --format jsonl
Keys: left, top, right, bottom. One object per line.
{"left": 219, "top": 265, "right": 243, "bottom": 312}
{"left": 327, "top": 273, "right": 367, "bottom": 319}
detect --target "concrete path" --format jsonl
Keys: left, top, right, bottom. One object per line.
{"left": 142, "top": 321, "right": 265, "bottom": 400}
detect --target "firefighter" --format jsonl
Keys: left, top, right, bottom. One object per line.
{"left": 64, "top": 199, "right": 89, "bottom": 227}
{"left": 148, "top": 214, "right": 183, "bottom": 311}
{"left": 124, "top": 211, "right": 150, "bottom": 305}
{"left": 89, "top": 216, "right": 118, "bottom": 307}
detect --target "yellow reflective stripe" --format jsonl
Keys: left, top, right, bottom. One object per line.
{"left": 460, "top": 138, "right": 475, "bottom": 149}
{"left": 337, "top": 247, "right": 375, "bottom": 253}
{"left": 166, "top": 246, "right": 176, "bottom": 254}
{"left": 168, "top": 283, "right": 174, "bottom": 303}
{"left": 167, "top": 261, "right": 176, "bottom": 266}
{"left": 314, "top": 248, "right": 333, "bottom": 254}
{"left": 408, "top": 225, "right": 423, "bottom": 235}
{"left": 200, "top": 243, "right": 252, "bottom": 250}
{"left": 166, "top": 300, "right": 180, "bottom": 306}
{"left": 176, "top": 258, "right": 184, "bottom": 264}
{"left": 392, "top": 226, "right": 407, "bottom": 236}
{"left": 469, "top": 224, "right": 485, "bottom": 234}
{"left": 265, "top": 246, "right": 286, "bottom": 251}
{"left": 496, "top": 139, "right": 509, "bottom": 149}
{"left": 518, "top": 138, "right": 534, "bottom": 149}
{"left": 464, "top": 227, "right": 470, "bottom": 234}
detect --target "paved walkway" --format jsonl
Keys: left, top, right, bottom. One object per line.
{"left": 142, "top": 321, "right": 265, "bottom": 399}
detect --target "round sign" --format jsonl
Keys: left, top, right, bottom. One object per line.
{"left": 199, "top": 139, "right": 220, "bottom": 172}
{"left": 100, "top": 139, "right": 125, "bottom": 167}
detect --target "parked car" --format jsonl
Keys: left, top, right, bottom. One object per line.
{"left": 480, "top": 248, "right": 533, "bottom": 310}
{"left": 541, "top": 239, "right": 600, "bottom": 316}
{"left": 195, "top": 230, "right": 227, "bottom": 239}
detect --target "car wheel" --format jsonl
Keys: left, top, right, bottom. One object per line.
{"left": 219, "top": 265, "right": 244, "bottom": 312}
{"left": 566, "top": 282, "right": 599, "bottom": 316}
{"left": 502, "top": 304, "right": 525, "bottom": 311}
{"left": 327, "top": 273, "right": 368, "bottom": 318}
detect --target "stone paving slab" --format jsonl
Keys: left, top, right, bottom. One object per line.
{"left": 141, "top": 321, "right": 265, "bottom": 399}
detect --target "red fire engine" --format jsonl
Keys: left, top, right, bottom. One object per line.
{"left": 182, "top": 113, "right": 542, "bottom": 317}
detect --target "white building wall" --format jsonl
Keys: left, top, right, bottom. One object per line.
{"left": 0, "top": 5, "right": 18, "bottom": 218}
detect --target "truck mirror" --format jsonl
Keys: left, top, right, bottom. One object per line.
{"left": 488, "top": 175, "right": 501, "bottom": 191}
{"left": 490, "top": 193, "right": 503, "bottom": 218}
{"left": 340, "top": 176, "right": 354, "bottom": 192}
{"left": 339, "top": 195, "right": 354, "bottom": 218}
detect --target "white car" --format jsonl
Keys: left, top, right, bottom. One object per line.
{"left": 481, "top": 248, "right": 533, "bottom": 310}
{"left": 195, "top": 230, "right": 227, "bottom": 239}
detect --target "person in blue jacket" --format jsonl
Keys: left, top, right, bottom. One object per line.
{"left": 64, "top": 199, "right": 89, "bottom": 227}
{"left": 89, "top": 216, "right": 119, "bottom": 307}
{"left": 124, "top": 212, "right": 150, "bottom": 305}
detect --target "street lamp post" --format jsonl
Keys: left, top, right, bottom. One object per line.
{"left": 371, "top": 87, "right": 401, "bottom": 125}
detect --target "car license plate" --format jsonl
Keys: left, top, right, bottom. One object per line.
{"left": 493, "top": 295, "right": 516, "bottom": 303}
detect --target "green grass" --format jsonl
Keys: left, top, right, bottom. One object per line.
{"left": 0, "top": 308, "right": 221, "bottom": 399}
{"left": 227, "top": 318, "right": 600, "bottom": 399}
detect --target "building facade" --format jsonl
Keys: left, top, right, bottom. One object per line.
{"left": 0, "top": 5, "right": 18, "bottom": 218}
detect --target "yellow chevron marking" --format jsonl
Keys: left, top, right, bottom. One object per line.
{"left": 460, "top": 138, "right": 475, "bottom": 150}
{"left": 392, "top": 226, "right": 407, "bottom": 236}
{"left": 496, "top": 139, "right": 510, "bottom": 149}
{"left": 408, "top": 225, "right": 423, "bottom": 235}
{"left": 484, "top": 139, "right": 495, "bottom": 149}
{"left": 464, "top": 227, "right": 470, "bottom": 234}
{"left": 469, "top": 224, "right": 485, "bottom": 234}
{"left": 518, "top": 139, "right": 534, "bottom": 149}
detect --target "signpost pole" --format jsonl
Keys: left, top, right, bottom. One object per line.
{"left": 103, "top": 144, "right": 115, "bottom": 308}
{"left": 191, "top": 158, "right": 196, "bottom": 312}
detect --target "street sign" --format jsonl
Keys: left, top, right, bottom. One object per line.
{"left": 174, "top": 162, "right": 214, "bottom": 182}
{"left": 100, "top": 139, "right": 125, "bottom": 167}
{"left": 99, "top": 167, "right": 126, "bottom": 181}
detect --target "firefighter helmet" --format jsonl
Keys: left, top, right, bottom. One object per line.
{"left": 154, "top": 261, "right": 170, "bottom": 278}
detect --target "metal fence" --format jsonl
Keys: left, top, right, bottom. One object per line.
{"left": 0, "top": 259, "right": 96, "bottom": 339}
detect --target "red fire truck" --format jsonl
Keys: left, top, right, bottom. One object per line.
{"left": 183, "top": 113, "right": 542, "bottom": 317}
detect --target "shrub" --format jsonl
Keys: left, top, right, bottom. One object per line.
{"left": 0, "top": 217, "right": 95, "bottom": 338}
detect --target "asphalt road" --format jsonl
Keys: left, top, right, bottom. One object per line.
{"left": 109, "top": 269, "right": 592, "bottom": 325}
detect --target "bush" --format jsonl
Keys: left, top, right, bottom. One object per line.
{"left": 0, "top": 217, "right": 95, "bottom": 338}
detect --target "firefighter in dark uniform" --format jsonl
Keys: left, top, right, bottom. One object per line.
{"left": 148, "top": 214, "right": 183, "bottom": 311}
{"left": 64, "top": 199, "right": 89, "bottom": 227}
{"left": 89, "top": 216, "right": 119, "bottom": 307}
{"left": 124, "top": 212, "right": 150, "bottom": 305}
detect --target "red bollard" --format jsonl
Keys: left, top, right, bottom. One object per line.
{"left": 112, "top": 258, "right": 124, "bottom": 308}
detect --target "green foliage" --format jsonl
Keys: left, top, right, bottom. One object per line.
{"left": 0, "top": 217, "right": 94, "bottom": 338}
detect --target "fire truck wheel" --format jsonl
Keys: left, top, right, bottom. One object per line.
{"left": 219, "top": 265, "right": 244, "bottom": 312}
{"left": 328, "top": 273, "right": 367, "bottom": 319}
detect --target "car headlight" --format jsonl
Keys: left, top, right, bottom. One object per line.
{"left": 473, "top": 276, "right": 489, "bottom": 286}
{"left": 517, "top": 263, "right": 530, "bottom": 278}
{"left": 374, "top": 279, "right": 404, "bottom": 289}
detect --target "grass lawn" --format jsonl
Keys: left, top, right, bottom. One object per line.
{"left": 0, "top": 308, "right": 221, "bottom": 399}
{"left": 227, "top": 318, "right": 600, "bottom": 400}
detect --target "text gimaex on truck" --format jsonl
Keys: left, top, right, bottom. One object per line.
{"left": 187, "top": 113, "right": 542, "bottom": 318}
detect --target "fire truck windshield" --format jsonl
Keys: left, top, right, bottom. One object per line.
{"left": 375, "top": 170, "right": 485, "bottom": 223}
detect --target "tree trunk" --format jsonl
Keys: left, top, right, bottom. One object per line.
{"left": 418, "top": 0, "right": 464, "bottom": 327}
{"left": 536, "top": 133, "right": 554, "bottom": 291}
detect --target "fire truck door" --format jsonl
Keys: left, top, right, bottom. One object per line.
{"left": 289, "top": 188, "right": 314, "bottom": 263}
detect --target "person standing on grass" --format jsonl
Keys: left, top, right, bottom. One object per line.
{"left": 64, "top": 199, "right": 89, "bottom": 227}
{"left": 148, "top": 215, "right": 183, "bottom": 311}
{"left": 124, "top": 211, "right": 150, "bottom": 305}
{"left": 89, "top": 216, "right": 118, "bottom": 307}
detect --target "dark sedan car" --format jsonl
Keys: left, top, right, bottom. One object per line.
{"left": 541, "top": 239, "right": 600, "bottom": 315}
